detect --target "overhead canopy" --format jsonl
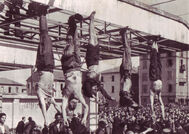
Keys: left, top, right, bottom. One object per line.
{"left": 0, "top": 0, "right": 188, "bottom": 71}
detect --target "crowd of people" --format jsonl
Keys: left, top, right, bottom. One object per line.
{"left": 9, "top": 102, "right": 189, "bottom": 134}
{"left": 98, "top": 103, "right": 189, "bottom": 134}
{"left": 0, "top": 1, "right": 188, "bottom": 134}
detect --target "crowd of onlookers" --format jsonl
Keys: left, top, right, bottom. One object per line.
{"left": 1, "top": 102, "right": 189, "bottom": 134}
{"left": 98, "top": 103, "right": 189, "bottom": 134}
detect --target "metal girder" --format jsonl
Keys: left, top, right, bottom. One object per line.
{"left": 0, "top": 0, "right": 187, "bottom": 71}
{"left": 0, "top": 62, "right": 33, "bottom": 71}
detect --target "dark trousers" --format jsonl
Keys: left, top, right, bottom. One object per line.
{"left": 36, "top": 15, "right": 54, "bottom": 72}
{"left": 149, "top": 48, "right": 162, "bottom": 81}
{"left": 120, "top": 31, "right": 132, "bottom": 81}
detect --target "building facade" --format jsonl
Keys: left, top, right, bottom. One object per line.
{"left": 0, "top": 78, "right": 27, "bottom": 95}
{"left": 139, "top": 51, "right": 189, "bottom": 106}
{"left": 101, "top": 67, "right": 139, "bottom": 104}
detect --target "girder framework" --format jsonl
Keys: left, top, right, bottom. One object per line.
{"left": 0, "top": 0, "right": 188, "bottom": 71}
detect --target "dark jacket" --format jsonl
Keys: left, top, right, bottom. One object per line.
{"left": 70, "top": 117, "right": 89, "bottom": 134}
{"left": 49, "top": 121, "right": 68, "bottom": 134}
{"left": 85, "top": 45, "right": 99, "bottom": 68}
{"left": 61, "top": 44, "right": 81, "bottom": 74}
{"left": 112, "top": 117, "right": 125, "bottom": 134}
{"left": 149, "top": 48, "right": 162, "bottom": 81}
{"left": 36, "top": 15, "right": 54, "bottom": 72}
{"left": 16, "top": 120, "right": 25, "bottom": 134}
{"left": 23, "top": 121, "right": 36, "bottom": 134}
{"left": 82, "top": 78, "right": 112, "bottom": 100}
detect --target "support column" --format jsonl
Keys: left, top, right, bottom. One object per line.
{"left": 0, "top": 87, "right": 2, "bottom": 113}
{"left": 12, "top": 98, "right": 20, "bottom": 128}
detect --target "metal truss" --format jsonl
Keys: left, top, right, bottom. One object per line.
{"left": 0, "top": 0, "right": 188, "bottom": 70}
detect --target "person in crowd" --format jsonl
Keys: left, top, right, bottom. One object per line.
{"left": 82, "top": 11, "right": 115, "bottom": 102}
{"left": 16, "top": 117, "right": 26, "bottom": 134}
{"left": 96, "top": 120, "right": 108, "bottom": 134}
{"left": 35, "top": 4, "right": 60, "bottom": 127}
{"left": 112, "top": 115, "right": 126, "bottom": 134}
{"left": 49, "top": 112, "right": 69, "bottom": 134}
{"left": 148, "top": 39, "right": 165, "bottom": 120}
{"left": 0, "top": 113, "right": 10, "bottom": 134}
{"left": 23, "top": 117, "right": 36, "bottom": 134}
{"left": 119, "top": 29, "right": 138, "bottom": 108}
{"left": 61, "top": 13, "right": 88, "bottom": 126}
{"left": 175, "top": 123, "right": 187, "bottom": 134}
{"left": 100, "top": 101, "right": 189, "bottom": 133}
{"left": 69, "top": 116, "right": 90, "bottom": 134}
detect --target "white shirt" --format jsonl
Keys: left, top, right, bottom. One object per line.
{"left": 0, "top": 125, "right": 5, "bottom": 133}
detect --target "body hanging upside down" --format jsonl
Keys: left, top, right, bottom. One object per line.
{"left": 61, "top": 13, "right": 88, "bottom": 126}
{"left": 119, "top": 29, "right": 138, "bottom": 108}
{"left": 82, "top": 11, "right": 115, "bottom": 102}
{"left": 149, "top": 39, "right": 165, "bottom": 121}
{"left": 35, "top": 6, "right": 60, "bottom": 128}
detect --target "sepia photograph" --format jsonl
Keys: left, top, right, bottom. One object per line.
{"left": 0, "top": 0, "right": 188, "bottom": 133}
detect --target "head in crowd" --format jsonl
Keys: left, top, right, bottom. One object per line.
{"left": 0, "top": 113, "right": 6, "bottom": 125}
{"left": 98, "top": 120, "right": 106, "bottom": 129}
{"left": 28, "top": 117, "right": 33, "bottom": 122}
{"left": 22, "top": 116, "right": 26, "bottom": 122}
{"left": 55, "top": 112, "right": 62, "bottom": 122}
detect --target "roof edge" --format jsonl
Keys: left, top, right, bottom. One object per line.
{"left": 119, "top": 0, "right": 189, "bottom": 29}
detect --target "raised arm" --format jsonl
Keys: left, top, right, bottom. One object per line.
{"left": 62, "top": 96, "right": 69, "bottom": 126}
{"left": 158, "top": 92, "right": 165, "bottom": 119}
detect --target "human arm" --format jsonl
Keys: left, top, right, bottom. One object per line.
{"left": 99, "top": 84, "right": 115, "bottom": 100}
{"left": 77, "top": 92, "right": 89, "bottom": 125}
{"left": 62, "top": 96, "right": 69, "bottom": 126}
{"left": 150, "top": 90, "right": 155, "bottom": 118}
{"left": 158, "top": 92, "right": 165, "bottom": 119}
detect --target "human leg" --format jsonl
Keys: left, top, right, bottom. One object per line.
{"left": 86, "top": 11, "right": 99, "bottom": 77}
{"left": 119, "top": 29, "right": 137, "bottom": 107}
{"left": 89, "top": 11, "right": 98, "bottom": 47}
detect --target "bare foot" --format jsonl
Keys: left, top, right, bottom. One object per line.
{"left": 83, "top": 11, "right": 96, "bottom": 20}
{"left": 90, "top": 11, "right": 96, "bottom": 20}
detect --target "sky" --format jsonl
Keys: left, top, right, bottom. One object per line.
{"left": 137, "top": 0, "right": 189, "bottom": 23}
